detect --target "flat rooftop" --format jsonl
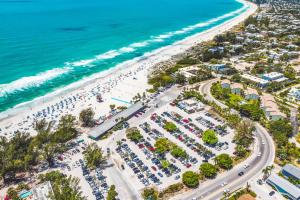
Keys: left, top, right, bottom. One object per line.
{"left": 267, "top": 174, "right": 300, "bottom": 200}
{"left": 88, "top": 102, "right": 145, "bottom": 139}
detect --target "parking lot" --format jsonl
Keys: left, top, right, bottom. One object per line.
{"left": 111, "top": 97, "right": 236, "bottom": 190}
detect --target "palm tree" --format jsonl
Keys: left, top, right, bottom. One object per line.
{"left": 262, "top": 165, "right": 274, "bottom": 180}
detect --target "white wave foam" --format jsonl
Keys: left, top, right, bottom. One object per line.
{"left": 119, "top": 47, "right": 135, "bottom": 53}
{"left": 71, "top": 59, "right": 96, "bottom": 67}
{"left": 130, "top": 42, "right": 149, "bottom": 48}
{"left": 0, "top": 67, "right": 71, "bottom": 97}
{"left": 96, "top": 50, "right": 121, "bottom": 60}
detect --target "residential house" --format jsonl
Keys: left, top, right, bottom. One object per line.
{"left": 244, "top": 88, "right": 260, "bottom": 100}
{"left": 221, "top": 80, "right": 231, "bottom": 89}
{"left": 261, "top": 94, "right": 285, "bottom": 121}
{"left": 231, "top": 83, "right": 243, "bottom": 95}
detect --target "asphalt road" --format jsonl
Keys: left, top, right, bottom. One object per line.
{"left": 174, "top": 79, "right": 275, "bottom": 200}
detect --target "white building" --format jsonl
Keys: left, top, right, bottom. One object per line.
{"left": 263, "top": 72, "right": 282, "bottom": 80}
{"left": 241, "top": 74, "right": 269, "bottom": 87}
{"left": 32, "top": 181, "right": 53, "bottom": 200}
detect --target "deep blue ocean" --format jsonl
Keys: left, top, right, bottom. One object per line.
{"left": 0, "top": 0, "right": 246, "bottom": 112}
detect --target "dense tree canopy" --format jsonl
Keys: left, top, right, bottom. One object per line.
{"left": 126, "top": 127, "right": 143, "bottom": 143}
{"left": 38, "top": 171, "right": 85, "bottom": 200}
{"left": 84, "top": 143, "right": 106, "bottom": 170}
{"left": 79, "top": 108, "right": 95, "bottom": 127}
{"left": 170, "top": 146, "right": 188, "bottom": 159}
{"left": 107, "top": 185, "right": 118, "bottom": 200}
{"left": 214, "top": 154, "right": 233, "bottom": 169}
{"left": 163, "top": 122, "right": 177, "bottom": 132}
{"left": 0, "top": 115, "right": 78, "bottom": 183}
{"left": 202, "top": 130, "right": 218, "bottom": 145}
{"left": 142, "top": 188, "right": 158, "bottom": 200}
{"left": 182, "top": 171, "right": 199, "bottom": 188}
{"left": 199, "top": 163, "right": 218, "bottom": 178}
{"left": 154, "top": 138, "right": 173, "bottom": 154}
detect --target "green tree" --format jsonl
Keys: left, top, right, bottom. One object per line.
{"left": 142, "top": 188, "right": 158, "bottom": 200}
{"left": 175, "top": 73, "right": 186, "bottom": 85}
{"left": 84, "top": 143, "right": 106, "bottom": 170}
{"left": 239, "top": 101, "right": 263, "bottom": 121}
{"left": 234, "top": 120, "right": 255, "bottom": 148}
{"left": 38, "top": 171, "right": 85, "bottom": 200}
{"left": 126, "top": 127, "right": 143, "bottom": 142}
{"left": 200, "top": 163, "right": 218, "bottom": 178}
{"left": 202, "top": 130, "right": 218, "bottom": 145}
{"left": 171, "top": 146, "right": 187, "bottom": 158}
{"left": 154, "top": 138, "right": 173, "bottom": 154}
{"left": 161, "top": 160, "right": 170, "bottom": 169}
{"left": 42, "top": 143, "right": 60, "bottom": 167}
{"left": 7, "top": 187, "right": 20, "bottom": 200}
{"left": 107, "top": 185, "right": 118, "bottom": 200}
{"left": 269, "top": 119, "right": 293, "bottom": 146}
{"left": 79, "top": 108, "right": 95, "bottom": 127}
{"left": 182, "top": 171, "right": 199, "bottom": 188}
{"left": 214, "top": 154, "right": 233, "bottom": 169}
{"left": 235, "top": 145, "right": 248, "bottom": 157}
{"left": 284, "top": 66, "right": 296, "bottom": 80}
{"left": 163, "top": 122, "right": 177, "bottom": 132}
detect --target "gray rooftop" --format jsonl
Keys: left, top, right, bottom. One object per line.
{"left": 283, "top": 164, "right": 300, "bottom": 180}
{"left": 88, "top": 102, "right": 145, "bottom": 139}
{"left": 267, "top": 174, "right": 300, "bottom": 200}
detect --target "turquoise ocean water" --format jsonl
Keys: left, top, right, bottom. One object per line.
{"left": 0, "top": 0, "right": 247, "bottom": 112}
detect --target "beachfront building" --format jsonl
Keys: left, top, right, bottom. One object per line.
{"left": 221, "top": 80, "right": 231, "bottom": 89}
{"left": 267, "top": 174, "right": 300, "bottom": 200}
{"left": 244, "top": 88, "right": 259, "bottom": 100}
{"left": 261, "top": 94, "right": 285, "bottom": 121}
{"left": 288, "top": 88, "right": 300, "bottom": 101}
{"left": 178, "top": 66, "right": 198, "bottom": 79}
{"left": 241, "top": 74, "right": 269, "bottom": 88}
{"left": 282, "top": 164, "right": 300, "bottom": 181}
{"left": 88, "top": 102, "right": 145, "bottom": 140}
{"left": 231, "top": 83, "right": 243, "bottom": 95}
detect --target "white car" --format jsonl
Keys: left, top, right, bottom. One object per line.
{"left": 221, "top": 182, "right": 227, "bottom": 187}
{"left": 257, "top": 152, "right": 261, "bottom": 157}
{"left": 223, "top": 189, "right": 230, "bottom": 193}
{"left": 243, "top": 164, "right": 250, "bottom": 169}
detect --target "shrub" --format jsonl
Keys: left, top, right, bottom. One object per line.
{"left": 182, "top": 171, "right": 199, "bottom": 188}
{"left": 200, "top": 163, "right": 218, "bottom": 178}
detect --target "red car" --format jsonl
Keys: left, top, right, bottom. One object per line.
{"left": 151, "top": 166, "right": 157, "bottom": 171}
{"left": 182, "top": 119, "right": 189, "bottom": 123}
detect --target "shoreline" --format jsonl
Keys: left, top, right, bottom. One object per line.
{"left": 0, "top": 0, "right": 257, "bottom": 137}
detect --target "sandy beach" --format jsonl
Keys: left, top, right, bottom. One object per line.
{"left": 0, "top": 0, "right": 257, "bottom": 138}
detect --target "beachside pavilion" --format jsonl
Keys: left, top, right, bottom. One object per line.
{"left": 88, "top": 102, "right": 145, "bottom": 140}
